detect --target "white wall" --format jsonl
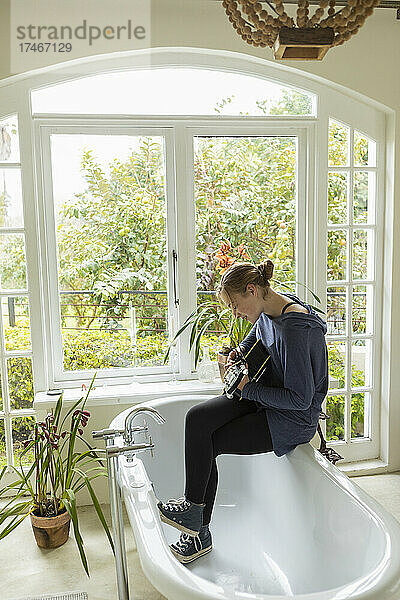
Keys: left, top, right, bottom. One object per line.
{"left": 1, "top": 2, "right": 399, "bottom": 108}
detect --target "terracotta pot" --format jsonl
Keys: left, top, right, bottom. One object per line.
{"left": 217, "top": 348, "right": 232, "bottom": 382}
{"left": 30, "top": 509, "right": 71, "bottom": 549}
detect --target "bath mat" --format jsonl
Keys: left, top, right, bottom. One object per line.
{"left": 11, "top": 593, "right": 88, "bottom": 600}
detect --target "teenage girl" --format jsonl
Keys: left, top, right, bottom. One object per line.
{"left": 157, "top": 259, "right": 328, "bottom": 563}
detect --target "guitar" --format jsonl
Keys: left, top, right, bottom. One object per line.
{"left": 223, "top": 338, "right": 271, "bottom": 399}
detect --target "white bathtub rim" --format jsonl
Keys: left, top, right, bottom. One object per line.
{"left": 112, "top": 394, "right": 400, "bottom": 551}
{"left": 113, "top": 395, "right": 400, "bottom": 600}
{"left": 109, "top": 394, "right": 215, "bottom": 430}
{"left": 121, "top": 451, "right": 400, "bottom": 600}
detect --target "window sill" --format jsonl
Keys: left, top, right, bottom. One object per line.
{"left": 34, "top": 378, "right": 224, "bottom": 411}
{"left": 339, "top": 459, "right": 391, "bottom": 477}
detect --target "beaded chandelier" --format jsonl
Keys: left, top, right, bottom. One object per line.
{"left": 221, "top": 0, "right": 380, "bottom": 60}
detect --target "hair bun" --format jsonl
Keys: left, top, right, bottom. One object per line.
{"left": 257, "top": 259, "right": 274, "bottom": 282}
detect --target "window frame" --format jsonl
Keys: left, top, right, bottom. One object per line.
{"left": 0, "top": 114, "right": 36, "bottom": 473}
{"left": 34, "top": 120, "right": 179, "bottom": 384}
{"left": 314, "top": 99, "right": 386, "bottom": 462}
{"left": 323, "top": 117, "right": 384, "bottom": 462}
{"left": 34, "top": 117, "right": 313, "bottom": 386}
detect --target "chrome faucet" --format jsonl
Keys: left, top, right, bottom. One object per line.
{"left": 124, "top": 405, "right": 166, "bottom": 446}
{"left": 91, "top": 406, "right": 166, "bottom": 600}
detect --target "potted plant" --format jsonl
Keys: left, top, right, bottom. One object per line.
{"left": 164, "top": 295, "right": 252, "bottom": 380}
{"left": 163, "top": 241, "right": 254, "bottom": 380}
{"left": 0, "top": 376, "right": 114, "bottom": 576}
{"left": 164, "top": 240, "right": 323, "bottom": 381}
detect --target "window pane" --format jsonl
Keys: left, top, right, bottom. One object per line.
{"left": 194, "top": 135, "right": 297, "bottom": 351}
{"left": 353, "top": 171, "right": 375, "bottom": 225}
{"left": 351, "top": 392, "right": 368, "bottom": 439}
{"left": 0, "top": 371, "right": 3, "bottom": 411}
{"left": 7, "top": 357, "right": 34, "bottom": 409}
{"left": 354, "top": 131, "right": 376, "bottom": 167}
{"left": 195, "top": 136, "right": 296, "bottom": 285}
{"left": 328, "top": 119, "right": 349, "bottom": 167}
{"left": 0, "top": 115, "right": 20, "bottom": 163}
{"left": 0, "top": 233, "right": 27, "bottom": 289}
{"left": 327, "top": 341, "right": 346, "bottom": 390}
{"left": 2, "top": 296, "right": 32, "bottom": 351}
{"left": 351, "top": 339, "right": 371, "bottom": 388}
{"left": 328, "top": 172, "right": 348, "bottom": 225}
{"left": 327, "top": 287, "right": 346, "bottom": 335}
{"left": 62, "top": 294, "right": 168, "bottom": 370}
{"left": 327, "top": 230, "right": 347, "bottom": 281}
{"left": 0, "top": 169, "right": 23, "bottom": 227}
{"left": 326, "top": 395, "right": 345, "bottom": 441}
{"left": 352, "top": 285, "right": 373, "bottom": 335}
{"left": 0, "top": 418, "right": 5, "bottom": 468}
{"left": 32, "top": 69, "right": 316, "bottom": 116}
{"left": 50, "top": 134, "right": 169, "bottom": 371}
{"left": 12, "top": 416, "right": 35, "bottom": 466}
{"left": 353, "top": 229, "right": 374, "bottom": 280}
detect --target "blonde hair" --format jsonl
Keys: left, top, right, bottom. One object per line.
{"left": 217, "top": 259, "right": 274, "bottom": 300}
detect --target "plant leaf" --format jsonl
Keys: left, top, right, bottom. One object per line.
{"left": 63, "top": 489, "right": 89, "bottom": 576}
{"left": 73, "top": 467, "right": 115, "bottom": 555}
{"left": 0, "top": 510, "right": 31, "bottom": 540}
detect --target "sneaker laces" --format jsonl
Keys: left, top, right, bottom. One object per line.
{"left": 174, "top": 532, "right": 202, "bottom": 553}
{"left": 163, "top": 496, "right": 191, "bottom": 512}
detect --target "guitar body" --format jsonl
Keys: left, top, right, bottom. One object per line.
{"left": 223, "top": 338, "right": 271, "bottom": 398}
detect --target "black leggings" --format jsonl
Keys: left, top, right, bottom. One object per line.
{"left": 184, "top": 394, "right": 274, "bottom": 526}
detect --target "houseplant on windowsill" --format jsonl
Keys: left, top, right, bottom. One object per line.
{"left": 0, "top": 375, "right": 114, "bottom": 576}
{"left": 164, "top": 240, "right": 323, "bottom": 381}
{"left": 163, "top": 241, "right": 254, "bottom": 380}
{"left": 164, "top": 294, "right": 252, "bottom": 379}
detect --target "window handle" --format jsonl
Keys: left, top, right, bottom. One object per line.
{"left": 172, "top": 249, "right": 179, "bottom": 307}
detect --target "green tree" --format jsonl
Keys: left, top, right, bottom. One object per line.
{"left": 195, "top": 136, "right": 296, "bottom": 291}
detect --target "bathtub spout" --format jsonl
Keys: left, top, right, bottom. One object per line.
{"left": 124, "top": 406, "right": 166, "bottom": 445}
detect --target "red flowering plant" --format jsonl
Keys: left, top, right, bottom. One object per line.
{"left": 0, "top": 375, "right": 114, "bottom": 576}
{"left": 164, "top": 240, "right": 254, "bottom": 369}
{"left": 215, "top": 240, "right": 251, "bottom": 274}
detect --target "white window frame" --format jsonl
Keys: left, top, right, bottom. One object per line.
{"left": 34, "top": 118, "right": 312, "bottom": 385}
{"left": 35, "top": 121, "right": 179, "bottom": 384}
{"left": 314, "top": 97, "right": 386, "bottom": 463}
{"left": 0, "top": 116, "right": 35, "bottom": 470}
{"left": 0, "top": 48, "right": 392, "bottom": 468}
{"left": 177, "top": 121, "right": 311, "bottom": 378}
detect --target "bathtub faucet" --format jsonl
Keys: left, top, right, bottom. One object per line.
{"left": 124, "top": 405, "right": 166, "bottom": 446}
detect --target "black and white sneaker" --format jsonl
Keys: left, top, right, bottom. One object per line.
{"left": 170, "top": 526, "right": 212, "bottom": 564}
{"left": 157, "top": 496, "right": 205, "bottom": 536}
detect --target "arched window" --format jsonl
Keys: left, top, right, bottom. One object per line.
{"left": 0, "top": 49, "right": 390, "bottom": 468}
{"left": 31, "top": 67, "right": 317, "bottom": 116}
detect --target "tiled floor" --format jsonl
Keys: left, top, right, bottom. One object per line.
{"left": 2, "top": 472, "right": 400, "bottom": 600}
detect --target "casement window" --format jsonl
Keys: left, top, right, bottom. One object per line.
{"left": 0, "top": 50, "right": 387, "bottom": 467}
{"left": 325, "top": 118, "right": 382, "bottom": 462}
{"left": 0, "top": 115, "right": 35, "bottom": 468}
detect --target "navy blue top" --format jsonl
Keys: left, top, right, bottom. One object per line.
{"left": 240, "top": 293, "right": 328, "bottom": 457}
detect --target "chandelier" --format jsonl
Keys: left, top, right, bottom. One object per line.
{"left": 221, "top": 0, "right": 381, "bottom": 60}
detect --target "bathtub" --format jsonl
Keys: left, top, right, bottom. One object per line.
{"left": 110, "top": 394, "right": 400, "bottom": 600}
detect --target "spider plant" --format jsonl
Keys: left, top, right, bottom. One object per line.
{"left": 164, "top": 296, "right": 253, "bottom": 369}
{"left": 163, "top": 279, "right": 323, "bottom": 370}
{"left": 0, "top": 375, "right": 114, "bottom": 576}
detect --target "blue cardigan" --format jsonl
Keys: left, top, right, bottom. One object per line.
{"left": 240, "top": 293, "right": 328, "bottom": 457}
